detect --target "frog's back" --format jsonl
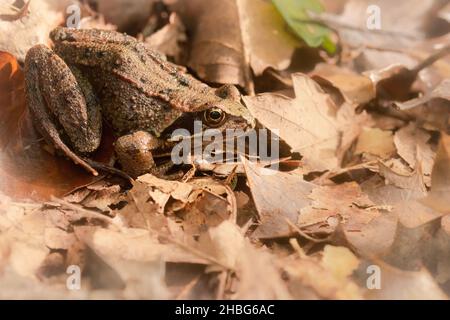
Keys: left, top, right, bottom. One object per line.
{"left": 52, "top": 28, "right": 220, "bottom": 113}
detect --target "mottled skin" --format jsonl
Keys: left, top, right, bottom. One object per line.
{"left": 25, "top": 27, "right": 255, "bottom": 177}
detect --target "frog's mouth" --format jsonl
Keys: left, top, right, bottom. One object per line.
{"left": 156, "top": 113, "right": 258, "bottom": 165}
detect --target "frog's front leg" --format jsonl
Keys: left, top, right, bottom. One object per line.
{"left": 115, "top": 131, "right": 177, "bottom": 179}
{"left": 25, "top": 45, "right": 102, "bottom": 175}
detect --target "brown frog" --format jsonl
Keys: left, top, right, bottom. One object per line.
{"left": 25, "top": 27, "right": 255, "bottom": 177}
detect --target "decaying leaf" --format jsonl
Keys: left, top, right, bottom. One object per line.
{"left": 365, "top": 261, "right": 448, "bottom": 300}
{"left": 0, "top": 0, "right": 449, "bottom": 301}
{"left": 362, "top": 175, "right": 442, "bottom": 229}
{"left": 355, "top": 127, "right": 396, "bottom": 159}
{"left": 312, "top": 63, "right": 376, "bottom": 105}
{"left": 316, "top": 0, "right": 438, "bottom": 50}
{"left": 244, "top": 73, "right": 368, "bottom": 172}
{"left": 394, "top": 123, "right": 436, "bottom": 180}
{"left": 242, "top": 159, "right": 314, "bottom": 239}
{"left": 397, "top": 79, "right": 450, "bottom": 110}
{"left": 172, "top": 0, "right": 302, "bottom": 89}
{"left": 421, "top": 133, "right": 450, "bottom": 214}
{"left": 283, "top": 245, "right": 363, "bottom": 299}
{"left": 94, "top": 0, "right": 157, "bottom": 33}
{"left": 0, "top": 0, "right": 74, "bottom": 62}
{"left": 145, "top": 12, "right": 187, "bottom": 62}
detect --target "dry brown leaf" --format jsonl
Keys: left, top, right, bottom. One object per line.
{"left": 74, "top": 225, "right": 205, "bottom": 264}
{"left": 145, "top": 12, "right": 187, "bottom": 62}
{"left": 172, "top": 0, "right": 301, "bottom": 89}
{"left": 0, "top": 52, "right": 115, "bottom": 201}
{"left": 119, "top": 174, "right": 235, "bottom": 235}
{"left": 439, "top": 2, "right": 450, "bottom": 22}
{"left": 0, "top": 267, "right": 94, "bottom": 299}
{"left": 0, "top": 0, "right": 31, "bottom": 22}
{"left": 378, "top": 160, "right": 427, "bottom": 193}
{"left": 242, "top": 158, "right": 394, "bottom": 254}
{"left": 366, "top": 261, "right": 448, "bottom": 300}
{"left": 136, "top": 174, "right": 193, "bottom": 212}
{"left": 421, "top": 133, "right": 450, "bottom": 214}
{"left": 394, "top": 123, "right": 436, "bottom": 181}
{"left": 442, "top": 215, "right": 450, "bottom": 235}
{"left": 171, "top": 0, "right": 248, "bottom": 88}
{"left": 242, "top": 159, "right": 314, "bottom": 239}
{"left": 300, "top": 182, "right": 397, "bottom": 256}
{"left": 44, "top": 227, "right": 77, "bottom": 250}
{"left": 235, "top": 0, "right": 301, "bottom": 75}
{"left": 0, "top": 0, "right": 74, "bottom": 62}
{"left": 244, "top": 73, "right": 368, "bottom": 172}
{"left": 180, "top": 189, "right": 234, "bottom": 236}
{"left": 397, "top": 79, "right": 450, "bottom": 110}
{"left": 283, "top": 245, "right": 363, "bottom": 299}
{"left": 232, "top": 241, "right": 292, "bottom": 299}
{"left": 74, "top": 226, "right": 172, "bottom": 298}
{"left": 355, "top": 127, "right": 396, "bottom": 159}
{"left": 312, "top": 63, "right": 376, "bottom": 105}
{"left": 197, "top": 221, "right": 244, "bottom": 270}
{"left": 0, "top": 199, "right": 49, "bottom": 279}
{"left": 317, "top": 0, "right": 437, "bottom": 50}
{"left": 361, "top": 175, "right": 442, "bottom": 229}
{"left": 94, "top": 0, "right": 156, "bottom": 33}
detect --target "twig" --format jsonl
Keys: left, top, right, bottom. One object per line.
{"left": 289, "top": 238, "right": 307, "bottom": 259}
{"left": 285, "top": 218, "right": 331, "bottom": 243}
{"left": 175, "top": 274, "right": 202, "bottom": 300}
{"left": 215, "top": 271, "right": 228, "bottom": 300}
{"left": 411, "top": 44, "right": 450, "bottom": 75}
{"left": 295, "top": 16, "right": 418, "bottom": 40}
{"left": 51, "top": 196, "right": 116, "bottom": 225}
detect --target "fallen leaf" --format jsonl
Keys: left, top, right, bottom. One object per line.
{"left": 316, "top": 0, "right": 437, "bottom": 50}
{"left": 421, "top": 133, "right": 450, "bottom": 214}
{"left": 0, "top": 0, "right": 72, "bottom": 62}
{"left": 244, "top": 73, "right": 368, "bottom": 172}
{"left": 172, "top": 0, "right": 301, "bottom": 89}
{"left": 312, "top": 63, "right": 376, "bottom": 105}
{"left": 95, "top": 0, "right": 157, "bottom": 33}
{"left": 300, "top": 182, "right": 396, "bottom": 256}
{"left": 355, "top": 127, "right": 396, "bottom": 158}
{"left": 378, "top": 161, "right": 427, "bottom": 193}
{"left": 242, "top": 159, "right": 314, "bottom": 239}
{"left": 0, "top": 52, "right": 112, "bottom": 201}
{"left": 197, "top": 221, "right": 244, "bottom": 270}
{"left": 394, "top": 123, "right": 436, "bottom": 181}
{"left": 366, "top": 261, "right": 448, "bottom": 300}
{"left": 283, "top": 245, "right": 363, "bottom": 299}
{"left": 361, "top": 175, "right": 442, "bottom": 229}
{"left": 145, "top": 12, "right": 187, "bottom": 62}
{"left": 232, "top": 242, "right": 292, "bottom": 299}
{"left": 75, "top": 226, "right": 173, "bottom": 298}
{"left": 397, "top": 79, "right": 450, "bottom": 110}
{"left": 439, "top": 2, "right": 450, "bottom": 22}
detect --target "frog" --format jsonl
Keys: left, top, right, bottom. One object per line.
{"left": 24, "top": 27, "right": 255, "bottom": 178}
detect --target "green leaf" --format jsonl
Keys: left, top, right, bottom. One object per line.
{"left": 272, "top": 0, "right": 336, "bottom": 53}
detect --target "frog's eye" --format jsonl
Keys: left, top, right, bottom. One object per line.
{"left": 203, "top": 108, "right": 226, "bottom": 127}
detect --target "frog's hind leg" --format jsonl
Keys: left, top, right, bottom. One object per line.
{"left": 25, "top": 45, "right": 101, "bottom": 176}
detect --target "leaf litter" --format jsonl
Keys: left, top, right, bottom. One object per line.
{"left": 0, "top": 0, "right": 449, "bottom": 300}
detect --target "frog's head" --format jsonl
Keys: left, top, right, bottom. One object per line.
{"left": 196, "top": 85, "right": 256, "bottom": 133}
